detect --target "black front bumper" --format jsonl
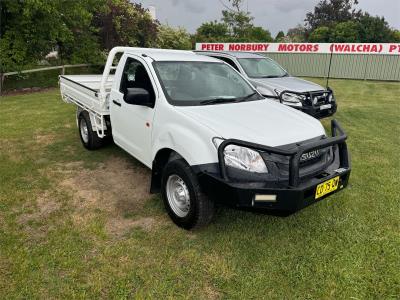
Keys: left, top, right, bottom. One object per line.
{"left": 279, "top": 89, "right": 337, "bottom": 119}
{"left": 198, "top": 120, "right": 351, "bottom": 211}
{"left": 301, "top": 102, "right": 337, "bottom": 119}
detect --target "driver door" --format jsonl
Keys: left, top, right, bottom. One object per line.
{"left": 110, "top": 55, "right": 157, "bottom": 167}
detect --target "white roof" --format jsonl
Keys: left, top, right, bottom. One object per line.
{"left": 125, "top": 48, "right": 219, "bottom": 62}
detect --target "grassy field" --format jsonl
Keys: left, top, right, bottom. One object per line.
{"left": 0, "top": 79, "right": 399, "bottom": 299}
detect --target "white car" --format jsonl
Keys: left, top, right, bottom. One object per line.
{"left": 59, "top": 47, "right": 351, "bottom": 229}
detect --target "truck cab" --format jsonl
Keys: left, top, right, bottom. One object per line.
{"left": 60, "top": 47, "right": 350, "bottom": 229}
{"left": 196, "top": 51, "right": 337, "bottom": 119}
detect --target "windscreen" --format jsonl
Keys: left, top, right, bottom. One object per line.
{"left": 238, "top": 58, "right": 288, "bottom": 78}
{"left": 154, "top": 61, "right": 261, "bottom": 106}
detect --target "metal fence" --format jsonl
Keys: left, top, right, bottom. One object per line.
{"left": 264, "top": 53, "right": 400, "bottom": 81}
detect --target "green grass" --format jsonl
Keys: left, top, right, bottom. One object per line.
{"left": 0, "top": 79, "right": 399, "bottom": 299}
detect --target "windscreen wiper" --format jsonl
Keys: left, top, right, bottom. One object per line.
{"left": 260, "top": 75, "right": 280, "bottom": 78}
{"left": 235, "top": 92, "right": 258, "bottom": 102}
{"left": 199, "top": 98, "right": 237, "bottom": 105}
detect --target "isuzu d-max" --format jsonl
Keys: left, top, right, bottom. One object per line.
{"left": 59, "top": 47, "right": 351, "bottom": 229}
{"left": 196, "top": 51, "right": 337, "bottom": 118}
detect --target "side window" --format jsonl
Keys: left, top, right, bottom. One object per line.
{"left": 212, "top": 56, "right": 240, "bottom": 72}
{"left": 119, "top": 57, "right": 156, "bottom": 105}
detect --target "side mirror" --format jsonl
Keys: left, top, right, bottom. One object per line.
{"left": 125, "top": 88, "right": 153, "bottom": 107}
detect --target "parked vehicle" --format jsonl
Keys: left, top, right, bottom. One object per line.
{"left": 59, "top": 47, "right": 351, "bottom": 229}
{"left": 196, "top": 51, "right": 337, "bottom": 118}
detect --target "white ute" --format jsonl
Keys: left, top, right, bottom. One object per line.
{"left": 60, "top": 47, "right": 351, "bottom": 229}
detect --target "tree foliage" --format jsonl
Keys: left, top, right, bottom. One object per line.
{"left": 393, "top": 30, "right": 400, "bottom": 42}
{"left": 0, "top": 0, "right": 104, "bottom": 72}
{"left": 195, "top": 21, "right": 230, "bottom": 42}
{"left": 94, "top": 0, "right": 158, "bottom": 50}
{"left": 221, "top": 0, "right": 253, "bottom": 39}
{"left": 357, "top": 13, "right": 397, "bottom": 43}
{"left": 305, "top": 0, "right": 361, "bottom": 31}
{"left": 330, "top": 21, "right": 360, "bottom": 42}
{"left": 309, "top": 26, "right": 331, "bottom": 42}
{"left": 1, "top": 0, "right": 398, "bottom": 73}
{"left": 155, "top": 25, "right": 192, "bottom": 50}
{"left": 274, "top": 31, "right": 285, "bottom": 42}
{"left": 305, "top": 0, "right": 399, "bottom": 42}
{"left": 194, "top": 0, "right": 272, "bottom": 42}
{"left": 286, "top": 25, "right": 307, "bottom": 42}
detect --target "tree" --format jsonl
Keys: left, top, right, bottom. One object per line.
{"left": 194, "top": 0, "right": 272, "bottom": 43}
{"left": 286, "top": 25, "right": 306, "bottom": 42}
{"left": 393, "top": 30, "right": 400, "bottom": 42}
{"left": 305, "top": 0, "right": 362, "bottom": 32}
{"left": 275, "top": 31, "right": 285, "bottom": 42}
{"left": 221, "top": 0, "right": 253, "bottom": 39}
{"left": 309, "top": 26, "right": 331, "bottom": 42}
{"left": 331, "top": 21, "right": 360, "bottom": 42}
{"left": 0, "top": 0, "right": 104, "bottom": 72}
{"left": 94, "top": 0, "right": 158, "bottom": 50}
{"left": 155, "top": 25, "right": 192, "bottom": 50}
{"left": 247, "top": 27, "right": 272, "bottom": 42}
{"left": 195, "top": 21, "right": 229, "bottom": 42}
{"left": 357, "top": 13, "right": 396, "bottom": 43}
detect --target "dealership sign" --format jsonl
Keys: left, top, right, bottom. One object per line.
{"left": 196, "top": 43, "right": 400, "bottom": 55}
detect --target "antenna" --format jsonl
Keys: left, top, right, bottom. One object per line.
{"left": 326, "top": 48, "right": 334, "bottom": 88}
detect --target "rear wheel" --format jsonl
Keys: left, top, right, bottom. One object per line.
{"left": 78, "top": 111, "right": 103, "bottom": 150}
{"left": 161, "top": 159, "right": 214, "bottom": 230}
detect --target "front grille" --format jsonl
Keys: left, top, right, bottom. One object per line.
{"left": 260, "top": 137, "right": 334, "bottom": 180}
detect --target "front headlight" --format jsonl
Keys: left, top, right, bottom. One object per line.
{"left": 282, "top": 92, "right": 305, "bottom": 103}
{"left": 212, "top": 138, "right": 268, "bottom": 173}
{"left": 275, "top": 89, "right": 305, "bottom": 104}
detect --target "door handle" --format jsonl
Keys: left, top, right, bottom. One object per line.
{"left": 112, "top": 100, "right": 121, "bottom": 107}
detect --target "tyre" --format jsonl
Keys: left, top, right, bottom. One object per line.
{"left": 78, "top": 111, "right": 103, "bottom": 150}
{"left": 161, "top": 159, "right": 215, "bottom": 230}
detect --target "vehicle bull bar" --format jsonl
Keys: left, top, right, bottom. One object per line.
{"left": 217, "top": 119, "right": 349, "bottom": 187}
{"left": 278, "top": 88, "right": 333, "bottom": 107}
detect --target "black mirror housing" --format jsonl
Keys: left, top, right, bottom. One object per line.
{"left": 125, "top": 88, "right": 153, "bottom": 107}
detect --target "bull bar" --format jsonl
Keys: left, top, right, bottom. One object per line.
{"left": 217, "top": 119, "right": 350, "bottom": 187}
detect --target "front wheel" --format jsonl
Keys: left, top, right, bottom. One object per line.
{"left": 161, "top": 159, "right": 214, "bottom": 230}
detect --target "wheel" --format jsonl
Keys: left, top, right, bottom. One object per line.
{"left": 161, "top": 159, "right": 215, "bottom": 230}
{"left": 78, "top": 111, "right": 103, "bottom": 150}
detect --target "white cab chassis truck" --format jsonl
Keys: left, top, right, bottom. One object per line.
{"left": 59, "top": 47, "right": 351, "bottom": 229}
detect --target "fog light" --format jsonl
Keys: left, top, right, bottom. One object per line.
{"left": 254, "top": 194, "right": 277, "bottom": 202}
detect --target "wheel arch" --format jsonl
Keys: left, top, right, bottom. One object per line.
{"left": 150, "top": 148, "right": 187, "bottom": 193}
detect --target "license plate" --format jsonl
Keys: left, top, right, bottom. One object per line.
{"left": 315, "top": 176, "right": 340, "bottom": 199}
{"left": 319, "top": 104, "right": 332, "bottom": 110}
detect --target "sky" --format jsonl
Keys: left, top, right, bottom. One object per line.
{"left": 135, "top": 0, "right": 400, "bottom": 36}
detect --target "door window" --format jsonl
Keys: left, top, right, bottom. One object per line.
{"left": 119, "top": 57, "right": 156, "bottom": 105}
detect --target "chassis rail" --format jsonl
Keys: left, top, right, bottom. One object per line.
{"left": 218, "top": 119, "right": 349, "bottom": 187}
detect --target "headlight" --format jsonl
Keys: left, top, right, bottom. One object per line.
{"left": 212, "top": 138, "right": 268, "bottom": 173}
{"left": 275, "top": 89, "right": 305, "bottom": 104}
{"left": 281, "top": 92, "right": 305, "bottom": 103}
{"left": 328, "top": 94, "right": 335, "bottom": 102}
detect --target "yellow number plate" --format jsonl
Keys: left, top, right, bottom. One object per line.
{"left": 315, "top": 176, "right": 340, "bottom": 199}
